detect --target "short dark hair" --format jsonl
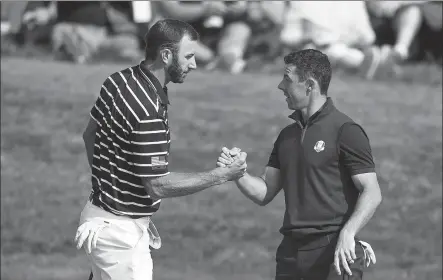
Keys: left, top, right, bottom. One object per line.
{"left": 144, "top": 19, "right": 199, "bottom": 61}
{"left": 284, "top": 49, "right": 332, "bottom": 95}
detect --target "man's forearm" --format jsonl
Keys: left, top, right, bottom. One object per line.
{"left": 342, "top": 188, "right": 382, "bottom": 236}
{"left": 235, "top": 173, "right": 268, "bottom": 205}
{"left": 146, "top": 169, "right": 230, "bottom": 199}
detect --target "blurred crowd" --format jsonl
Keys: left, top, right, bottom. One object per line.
{"left": 1, "top": 1, "right": 442, "bottom": 79}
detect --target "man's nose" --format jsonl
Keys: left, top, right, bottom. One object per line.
{"left": 189, "top": 57, "right": 197, "bottom": 70}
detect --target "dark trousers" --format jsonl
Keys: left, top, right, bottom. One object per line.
{"left": 275, "top": 233, "right": 365, "bottom": 280}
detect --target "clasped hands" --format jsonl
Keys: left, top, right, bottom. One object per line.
{"left": 216, "top": 146, "right": 247, "bottom": 181}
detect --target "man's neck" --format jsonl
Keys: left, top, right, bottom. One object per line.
{"left": 142, "top": 60, "right": 169, "bottom": 87}
{"left": 300, "top": 95, "right": 327, "bottom": 121}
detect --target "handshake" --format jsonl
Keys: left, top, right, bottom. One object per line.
{"left": 216, "top": 147, "right": 248, "bottom": 181}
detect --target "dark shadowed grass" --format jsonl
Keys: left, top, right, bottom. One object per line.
{"left": 1, "top": 57, "right": 442, "bottom": 280}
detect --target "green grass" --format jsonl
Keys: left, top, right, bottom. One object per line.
{"left": 1, "top": 57, "right": 442, "bottom": 280}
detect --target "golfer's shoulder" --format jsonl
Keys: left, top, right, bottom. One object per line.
{"left": 99, "top": 67, "right": 134, "bottom": 98}
{"left": 331, "top": 106, "right": 355, "bottom": 124}
{"left": 338, "top": 120, "right": 371, "bottom": 147}
{"left": 103, "top": 66, "right": 158, "bottom": 122}
{"left": 102, "top": 66, "right": 132, "bottom": 86}
{"left": 329, "top": 108, "right": 363, "bottom": 132}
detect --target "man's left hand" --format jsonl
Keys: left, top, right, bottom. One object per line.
{"left": 334, "top": 230, "right": 356, "bottom": 276}
{"left": 217, "top": 147, "right": 241, "bottom": 167}
{"left": 359, "top": 240, "right": 377, "bottom": 267}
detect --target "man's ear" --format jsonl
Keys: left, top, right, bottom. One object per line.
{"left": 306, "top": 79, "right": 314, "bottom": 91}
{"left": 160, "top": 48, "right": 172, "bottom": 64}
{"left": 305, "top": 79, "right": 315, "bottom": 95}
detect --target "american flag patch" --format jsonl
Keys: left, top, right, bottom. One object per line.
{"left": 151, "top": 156, "right": 167, "bottom": 170}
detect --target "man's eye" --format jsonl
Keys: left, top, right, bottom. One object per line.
{"left": 186, "top": 54, "right": 194, "bottom": 59}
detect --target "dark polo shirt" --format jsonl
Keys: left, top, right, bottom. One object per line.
{"left": 267, "top": 98, "right": 375, "bottom": 239}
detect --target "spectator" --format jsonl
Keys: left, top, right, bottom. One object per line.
{"left": 213, "top": 1, "right": 286, "bottom": 73}
{"left": 2, "top": 1, "right": 30, "bottom": 36}
{"left": 20, "top": 1, "right": 141, "bottom": 63}
{"left": 2, "top": 1, "right": 55, "bottom": 46}
{"left": 420, "top": 1, "right": 442, "bottom": 62}
{"left": 367, "top": 1, "right": 442, "bottom": 63}
{"left": 366, "top": 1, "right": 426, "bottom": 62}
{"left": 149, "top": 1, "right": 227, "bottom": 65}
{"left": 280, "top": 1, "right": 394, "bottom": 80}
{"left": 131, "top": 1, "right": 153, "bottom": 46}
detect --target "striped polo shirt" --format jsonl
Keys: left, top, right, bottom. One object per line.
{"left": 89, "top": 63, "right": 170, "bottom": 218}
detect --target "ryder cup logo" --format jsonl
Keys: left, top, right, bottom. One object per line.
{"left": 314, "top": 140, "right": 325, "bottom": 153}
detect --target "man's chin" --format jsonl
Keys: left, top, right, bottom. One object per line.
{"left": 286, "top": 101, "right": 299, "bottom": 110}
{"left": 171, "top": 74, "right": 187, "bottom": 84}
{"left": 171, "top": 79, "right": 184, "bottom": 84}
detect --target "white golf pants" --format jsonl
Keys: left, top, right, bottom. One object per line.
{"left": 78, "top": 201, "right": 161, "bottom": 280}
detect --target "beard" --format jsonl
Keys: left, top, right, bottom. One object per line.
{"left": 167, "top": 53, "right": 186, "bottom": 83}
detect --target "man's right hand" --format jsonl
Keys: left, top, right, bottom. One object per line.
{"left": 217, "top": 147, "right": 241, "bottom": 167}
{"left": 217, "top": 147, "right": 247, "bottom": 181}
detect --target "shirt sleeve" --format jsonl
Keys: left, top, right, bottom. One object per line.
{"left": 128, "top": 117, "right": 170, "bottom": 177}
{"left": 339, "top": 123, "right": 375, "bottom": 175}
{"left": 267, "top": 133, "right": 281, "bottom": 169}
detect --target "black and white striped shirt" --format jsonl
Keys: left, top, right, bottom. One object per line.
{"left": 89, "top": 63, "right": 170, "bottom": 218}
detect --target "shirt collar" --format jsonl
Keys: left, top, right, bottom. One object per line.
{"left": 289, "top": 97, "right": 335, "bottom": 125}
{"left": 138, "top": 63, "right": 170, "bottom": 105}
